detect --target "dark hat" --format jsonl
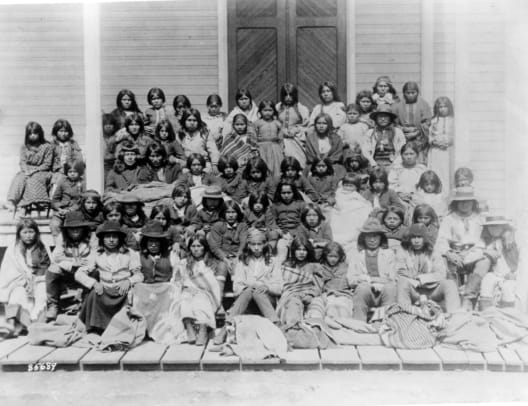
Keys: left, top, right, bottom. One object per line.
{"left": 202, "top": 184, "right": 223, "bottom": 199}
{"left": 116, "top": 192, "right": 142, "bottom": 204}
{"left": 62, "top": 211, "right": 94, "bottom": 228}
{"left": 369, "top": 104, "right": 397, "bottom": 121}
{"left": 359, "top": 218, "right": 386, "bottom": 234}
{"left": 140, "top": 221, "right": 168, "bottom": 239}
{"left": 448, "top": 186, "right": 478, "bottom": 204}
{"left": 120, "top": 141, "right": 140, "bottom": 153}
{"left": 95, "top": 221, "right": 126, "bottom": 238}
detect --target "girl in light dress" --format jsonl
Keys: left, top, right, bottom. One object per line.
{"left": 254, "top": 100, "right": 283, "bottom": 178}
{"left": 428, "top": 97, "right": 454, "bottom": 191}
{"left": 276, "top": 83, "right": 309, "bottom": 168}
{"left": 222, "top": 88, "right": 259, "bottom": 137}
{"left": 308, "top": 81, "right": 346, "bottom": 129}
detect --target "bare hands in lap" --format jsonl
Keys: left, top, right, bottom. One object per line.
{"left": 93, "top": 282, "right": 104, "bottom": 295}
{"left": 253, "top": 285, "right": 268, "bottom": 294}
{"left": 117, "top": 280, "right": 131, "bottom": 295}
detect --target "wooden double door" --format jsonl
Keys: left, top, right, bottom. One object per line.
{"left": 227, "top": 0, "right": 347, "bottom": 110}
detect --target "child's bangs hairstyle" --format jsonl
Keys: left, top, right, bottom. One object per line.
{"left": 24, "top": 121, "right": 45, "bottom": 145}
{"left": 124, "top": 113, "right": 145, "bottom": 134}
{"left": 206, "top": 94, "right": 223, "bottom": 107}
{"left": 344, "top": 153, "right": 368, "bottom": 172}
{"left": 232, "top": 113, "right": 248, "bottom": 128}
{"left": 172, "top": 94, "right": 191, "bottom": 111}
{"left": 454, "top": 167, "right": 474, "bottom": 187}
{"left": 186, "top": 234, "right": 214, "bottom": 272}
{"left": 418, "top": 170, "right": 442, "bottom": 193}
{"left": 381, "top": 205, "right": 406, "bottom": 225}
{"left": 155, "top": 119, "right": 176, "bottom": 142}
{"left": 280, "top": 83, "right": 299, "bottom": 105}
{"left": 342, "top": 173, "right": 363, "bottom": 191}
{"left": 400, "top": 141, "right": 420, "bottom": 156}
{"left": 16, "top": 217, "right": 44, "bottom": 250}
{"left": 368, "top": 166, "right": 389, "bottom": 191}
{"left": 301, "top": 203, "right": 326, "bottom": 225}
{"left": 116, "top": 89, "right": 140, "bottom": 112}
{"left": 64, "top": 160, "right": 86, "bottom": 177}
{"left": 322, "top": 241, "right": 346, "bottom": 264}
{"left": 355, "top": 90, "right": 374, "bottom": 113}
{"left": 81, "top": 190, "right": 103, "bottom": 213}
{"left": 402, "top": 81, "right": 420, "bottom": 94}
{"left": 289, "top": 236, "right": 315, "bottom": 264}
{"left": 401, "top": 226, "right": 433, "bottom": 254}
{"left": 372, "top": 76, "right": 398, "bottom": 97}
{"left": 318, "top": 81, "right": 340, "bottom": 102}
{"left": 220, "top": 200, "right": 244, "bottom": 222}
{"left": 235, "top": 88, "right": 253, "bottom": 105}
{"left": 412, "top": 204, "right": 439, "bottom": 227}
{"left": 103, "top": 200, "right": 125, "bottom": 219}
{"left": 172, "top": 184, "right": 192, "bottom": 200}
{"left": 433, "top": 96, "right": 454, "bottom": 117}
{"left": 248, "top": 191, "right": 270, "bottom": 212}
{"left": 273, "top": 180, "right": 303, "bottom": 203}
{"left": 280, "top": 156, "right": 302, "bottom": 176}
{"left": 240, "top": 230, "right": 271, "bottom": 265}
{"left": 314, "top": 113, "right": 334, "bottom": 134}
{"left": 243, "top": 157, "right": 270, "bottom": 180}
{"left": 146, "top": 141, "right": 167, "bottom": 165}
{"left": 258, "top": 100, "right": 278, "bottom": 117}
{"left": 102, "top": 113, "right": 118, "bottom": 133}
{"left": 217, "top": 155, "right": 239, "bottom": 174}
{"left": 147, "top": 87, "right": 166, "bottom": 104}
{"left": 186, "top": 153, "right": 206, "bottom": 170}
{"left": 345, "top": 103, "right": 361, "bottom": 114}
{"left": 310, "top": 157, "right": 334, "bottom": 176}
{"left": 51, "top": 119, "right": 73, "bottom": 139}
{"left": 180, "top": 108, "right": 206, "bottom": 133}
{"left": 98, "top": 229, "right": 126, "bottom": 252}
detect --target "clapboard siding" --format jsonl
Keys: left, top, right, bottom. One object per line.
{"left": 0, "top": 4, "right": 85, "bottom": 201}
{"left": 463, "top": 1, "right": 507, "bottom": 212}
{"left": 432, "top": 0, "right": 456, "bottom": 101}
{"left": 100, "top": 0, "right": 218, "bottom": 115}
{"left": 355, "top": 0, "right": 422, "bottom": 97}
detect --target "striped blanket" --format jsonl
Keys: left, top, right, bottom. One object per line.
{"left": 220, "top": 132, "right": 259, "bottom": 168}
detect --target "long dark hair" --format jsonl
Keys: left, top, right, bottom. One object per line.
{"left": 287, "top": 236, "right": 315, "bottom": 266}
{"left": 186, "top": 234, "right": 216, "bottom": 274}
{"left": 15, "top": 218, "right": 45, "bottom": 252}
{"left": 24, "top": 121, "right": 46, "bottom": 147}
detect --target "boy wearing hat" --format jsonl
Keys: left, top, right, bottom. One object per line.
{"left": 478, "top": 215, "right": 519, "bottom": 310}
{"left": 189, "top": 184, "right": 225, "bottom": 236}
{"left": 348, "top": 218, "right": 397, "bottom": 321}
{"left": 435, "top": 186, "right": 486, "bottom": 309}
{"left": 361, "top": 104, "right": 406, "bottom": 168}
{"left": 105, "top": 141, "right": 154, "bottom": 192}
{"left": 46, "top": 211, "right": 95, "bottom": 320}
{"left": 49, "top": 160, "right": 87, "bottom": 242}
{"left": 138, "top": 221, "right": 173, "bottom": 283}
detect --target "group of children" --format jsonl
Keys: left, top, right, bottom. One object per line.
{"left": 0, "top": 76, "right": 520, "bottom": 347}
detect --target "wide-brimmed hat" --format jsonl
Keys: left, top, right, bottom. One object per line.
{"left": 140, "top": 221, "right": 168, "bottom": 239}
{"left": 359, "top": 218, "right": 386, "bottom": 235}
{"left": 116, "top": 192, "right": 142, "bottom": 204}
{"left": 449, "top": 186, "right": 478, "bottom": 204}
{"left": 120, "top": 141, "right": 140, "bottom": 153}
{"left": 202, "top": 184, "right": 223, "bottom": 199}
{"left": 482, "top": 214, "right": 512, "bottom": 227}
{"left": 62, "top": 211, "right": 94, "bottom": 228}
{"left": 95, "top": 221, "right": 126, "bottom": 238}
{"left": 369, "top": 104, "right": 397, "bottom": 121}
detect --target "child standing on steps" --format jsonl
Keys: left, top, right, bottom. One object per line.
{"left": 202, "top": 94, "right": 227, "bottom": 149}
{"left": 428, "top": 96, "right": 455, "bottom": 191}
{"left": 308, "top": 81, "right": 346, "bottom": 129}
{"left": 6, "top": 121, "right": 54, "bottom": 212}
{"left": 50, "top": 119, "right": 84, "bottom": 188}
{"left": 144, "top": 87, "right": 172, "bottom": 136}
{"left": 356, "top": 90, "right": 375, "bottom": 128}
{"left": 276, "top": 83, "right": 309, "bottom": 168}
{"left": 371, "top": 75, "right": 399, "bottom": 107}
{"left": 223, "top": 88, "right": 259, "bottom": 137}
{"left": 111, "top": 89, "right": 144, "bottom": 131}
{"left": 220, "top": 114, "right": 259, "bottom": 171}
{"left": 338, "top": 104, "right": 369, "bottom": 153}
{"left": 254, "top": 100, "right": 284, "bottom": 178}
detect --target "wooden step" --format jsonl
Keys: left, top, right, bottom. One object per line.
{"left": 396, "top": 348, "right": 442, "bottom": 371}
{"left": 320, "top": 347, "right": 361, "bottom": 370}
{"left": 357, "top": 345, "right": 401, "bottom": 370}
{"left": 42, "top": 347, "right": 91, "bottom": 371}
{"left": 80, "top": 348, "right": 126, "bottom": 371}
{"left": 120, "top": 341, "right": 168, "bottom": 371}
{"left": 1, "top": 344, "right": 55, "bottom": 372}
{"left": 161, "top": 343, "right": 204, "bottom": 371}
{"left": 434, "top": 346, "right": 469, "bottom": 370}
{"left": 281, "top": 349, "right": 320, "bottom": 370}
{"left": 201, "top": 346, "right": 240, "bottom": 371}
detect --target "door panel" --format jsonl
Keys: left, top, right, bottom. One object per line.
{"left": 228, "top": 0, "right": 346, "bottom": 110}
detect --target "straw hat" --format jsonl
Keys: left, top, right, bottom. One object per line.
{"left": 359, "top": 218, "right": 386, "bottom": 235}
{"left": 482, "top": 214, "right": 512, "bottom": 227}
{"left": 202, "top": 184, "right": 223, "bottom": 199}
{"left": 369, "top": 104, "right": 397, "bottom": 121}
{"left": 116, "top": 192, "right": 142, "bottom": 204}
{"left": 448, "top": 186, "right": 478, "bottom": 204}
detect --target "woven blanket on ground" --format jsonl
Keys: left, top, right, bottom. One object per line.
{"left": 223, "top": 315, "right": 288, "bottom": 361}
{"left": 97, "top": 305, "right": 146, "bottom": 351}
{"left": 282, "top": 319, "right": 336, "bottom": 349}
{"left": 379, "top": 303, "right": 445, "bottom": 349}
{"left": 320, "top": 317, "right": 382, "bottom": 346}
{"left": 28, "top": 315, "right": 85, "bottom": 347}
{"left": 131, "top": 282, "right": 185, "bottom": 345}
{"left": 480, "top": 307, "right": 528, "bottom": 346}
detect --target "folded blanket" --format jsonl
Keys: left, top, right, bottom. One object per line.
{"left": 98, "top": 305, "right": 146, "bottom": 352}
{"left": 28, "top": 315, "right": 85, "bottom": 347}
{"left": 437, "top": 311, "right": 499, "bottom": 352}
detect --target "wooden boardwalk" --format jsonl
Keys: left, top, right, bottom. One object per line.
{"left": 1, "top": 337, "right": 527, "bottom": 372}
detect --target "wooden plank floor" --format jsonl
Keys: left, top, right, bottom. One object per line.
{"left": 1, "top": 337, "right": 528, "bottom": 372}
